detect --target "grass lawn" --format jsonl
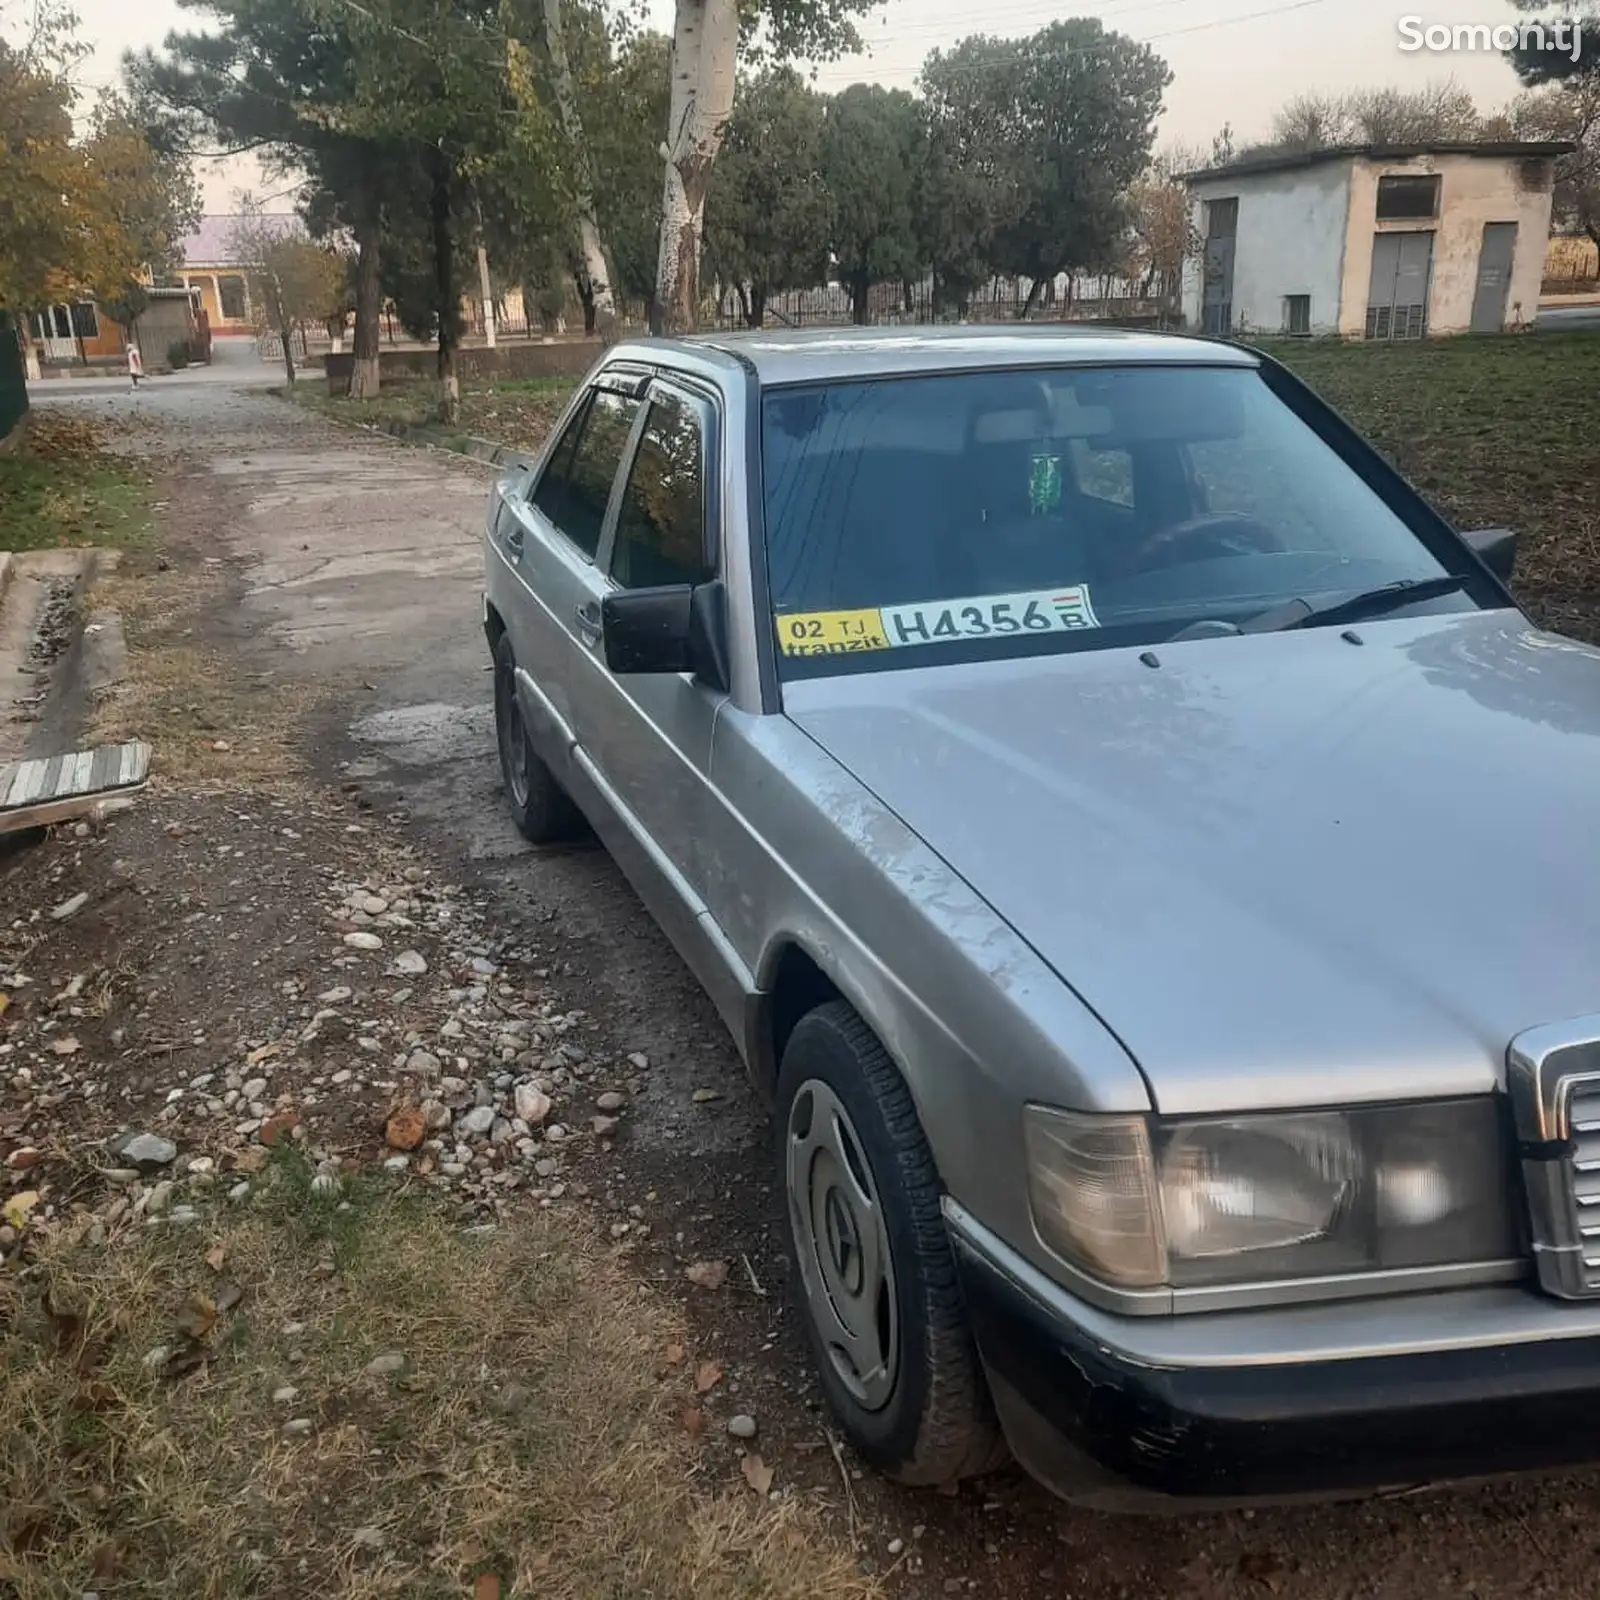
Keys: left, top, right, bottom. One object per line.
{"left": 1270, "top": 329, "right": 1600, "bottom": 644}
{"left": 0, "top": 412, "right": 157, "bottom": 555}
{"left": 292, "top": 376, "right": 577, "bottom": 456}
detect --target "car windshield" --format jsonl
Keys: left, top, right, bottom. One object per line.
{"left": 760, "top": 363, "right": 1472, "bottom": 677}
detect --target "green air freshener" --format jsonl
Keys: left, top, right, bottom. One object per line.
{"left": 1029, "top": 452, "right": 1063, "bottom": 514}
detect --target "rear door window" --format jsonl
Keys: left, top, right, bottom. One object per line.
{"left": 610, "top": 396, "right": 712, "bottom": 589}
{"left": 531, "top": 387, "right": 643, "bottom": 559}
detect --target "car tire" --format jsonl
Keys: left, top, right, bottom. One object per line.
{"left": 777, "top": 999, "right": 1007, "bottom": 1487}
{"left": 492, "top": 634, "right": 583, "bottom": 845}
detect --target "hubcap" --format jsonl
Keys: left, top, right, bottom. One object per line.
{"left": 496, "top": 664, "right": 530, "bottom": 809}
{"left": 786, "top": 1079, "right": 899, "bottom": 1411}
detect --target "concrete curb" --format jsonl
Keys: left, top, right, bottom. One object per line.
{"left": 277, "top": 391, "right": 536, "bottom": 473}
{"left": 81, "top": 612, "right": 129, "bottom": 700}
{"left": 368, "top": 416, "right": 536, "bottom": 471}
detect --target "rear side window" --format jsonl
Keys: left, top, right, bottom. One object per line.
{"left": 611, "top": 397, "right": 711, "bottom": 589}
{"left": 532, "top": 388, "right": 642, "bottom": 558}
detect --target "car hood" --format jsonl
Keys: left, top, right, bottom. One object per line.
{"left": 784, "top": 611, "right": 1600, "bottom": 1115}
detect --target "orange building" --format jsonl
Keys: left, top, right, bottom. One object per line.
{"left": 27, "top": 302, "right": 129, "bottom": 364}
{"left": 175, "top": 213, "right": 307, "bottom": 333}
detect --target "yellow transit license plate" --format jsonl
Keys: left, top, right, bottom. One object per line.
{"left": 777, "top": 609, "right": 892, "bottom": 657}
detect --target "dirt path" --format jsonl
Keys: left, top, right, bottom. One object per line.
{"left": 28, "top": 382, "right": 1600, "bottom": 1600}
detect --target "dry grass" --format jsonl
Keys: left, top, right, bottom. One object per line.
{"left": 0, "top": 1151, "right": 879, "bottom": 1600}
{"left": 85, "top": 559, "right": 317, "bottom": 787}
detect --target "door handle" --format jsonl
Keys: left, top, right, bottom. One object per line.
{"left": 574, "top": 600, "right": 602, "bottom": 645}
{"left": 504, "top": 525, "right": 524, "bottom": 558}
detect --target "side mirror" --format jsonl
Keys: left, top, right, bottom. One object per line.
{"left": 602, "top": 580, "right": 730, "bottom": 692}
{"left": 1462, "top": 527, "right": 1516, "bottom": 584}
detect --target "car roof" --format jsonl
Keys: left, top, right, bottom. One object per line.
{"left": 608, "top": 324, "right": 1259, "bottom": 387}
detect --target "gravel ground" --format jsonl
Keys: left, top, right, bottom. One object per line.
{"left": 14, "top": 377, "right": 1600, "bottom": 1598}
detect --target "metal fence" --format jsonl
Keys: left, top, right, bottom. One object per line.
{"left": 708, "top": 273, "right": 1176, "bottom": 333}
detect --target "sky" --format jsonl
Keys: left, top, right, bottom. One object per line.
{"left": 59, "top": 0, "right": 1532, "bottom": 212}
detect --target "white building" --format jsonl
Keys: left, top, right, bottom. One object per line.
{"left": 1181, "top": 142, "right": 1571, "bottom": 340}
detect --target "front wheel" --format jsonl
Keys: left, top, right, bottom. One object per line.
{"left": 492, "top": 634, "right": 583, "bottom": 845}
{"left": 778, "top": 1000, "right": 1006, "bottom": 1487}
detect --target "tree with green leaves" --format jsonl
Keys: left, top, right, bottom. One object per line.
{"left": 652, "top": 0, "right": 874, "bottom": 335}
{"left": 129, "top": 0, "right": 407, "bottom": 399}
{"left": 1506, "top": 2, "right": 1597, "bottom": 84}
{"left": 231, "top": 202, "right": 345, "bottom": 385}
{"left": 819, "top": 83, "right": 921, "bottom": 326}
{"left": 1, "top": 2, "right": 198, "bottom": 329}
{"left": 922, "top": 21, "right": 1170, "bottom": 318}
{"left": 703, "top": 67, "right": 830, "bottom": 327}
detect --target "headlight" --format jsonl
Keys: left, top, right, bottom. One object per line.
{"left": 1024, "top": 1100, "right": 1514, "bottom": 1291}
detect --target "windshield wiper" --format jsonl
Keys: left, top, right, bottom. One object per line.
{"left": 1238, "top": 575, "right": 1471, "bottom": 635}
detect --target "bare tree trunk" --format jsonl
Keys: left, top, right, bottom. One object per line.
{"left": 654, "top": 0, "right": 739, "bottom": 336}
{"left": 430, "top": 152, "right": 459, "bottom": 426}
{"left": 350, "top": 209, "right": 382, "bottom": 399}
{"left": 850, "top": 271, "right": 871, "bottom": 326}
{"left": 273, "top": 277, "right": 297, "bottom": 387}
{"left": 1020, "top": 274, "right": 1048, "bottom": 321}
{"left": 543, "top": 0, "right": 619, "bottom": 343}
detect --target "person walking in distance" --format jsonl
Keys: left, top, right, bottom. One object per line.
{"left": 127, "top": 342, "right": 143, "bottom": 392}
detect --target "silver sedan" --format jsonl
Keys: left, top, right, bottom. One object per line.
{"left": 483, "top": 326, "right": 1600, "bottom": 1507}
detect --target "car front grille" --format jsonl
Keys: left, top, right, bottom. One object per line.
{"left": 1510, "top": 1021, "right": 1600, "bottom": 1300}
{"left": 1568, "top": 1082, "right": 1600, "bottom": 1291}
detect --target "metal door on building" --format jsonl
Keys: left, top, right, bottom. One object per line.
{"left": 1201, "top": 197, "right": 1237, "bottom": 336}
{"left": 1365, "top": 231, "right": 1434, "bottom": 340}
{"left": 1470, "top": 222, "right": 1519, "bottom": 333}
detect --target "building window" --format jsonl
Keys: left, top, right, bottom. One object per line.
{"left": 1376, "top": 175, "right": 1441, "bottom": 221}
{"left": 1205, "top": 197, "right": 1239, "bottom": 239}
{"left": 1283, "top": 295, "right": 1312, "bottom": 336}
{"left": 218, "top": 276, "right": 248, "bottom": 320}
{"left": 70, "top": 302, "right": 98, "bottom": 340}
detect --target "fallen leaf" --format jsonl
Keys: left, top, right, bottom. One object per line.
{"left": 663, "top": 1343, "right": 686, "bottom": 1368}
{"left": 75, "top": 1379, "right": 118, "bottom": 1413}
{"left": 42, "top": 1286, "right": 85, "bottom": 1354}
{"left": 204, "top": 1243, "right": 228, "bottom": 1273}
{"left": 230, "top": 1146, "right": 268, "bottom": 1174}
{"left": 3, "top": 1190, "right": 39, "bottom": 1230}
{"left": 50, "top": 1035, "right": 81, "bottom": 1056}
{"left": 384, "top": 1106, "right": 424, "bottom": 1152}
{"left": 90, "top": 1540, "right": 126, "bottom": 1581}
{"left": 0, "top": 993, "right": 9, "bottom": 1018}
{"left": 741, "top": 1453, "right": 774, "bottom": 1495}
{"left": 681, "top": 1405, "right": 707, "bottom": 1438}
{"left": 691, "top": 1087, "right": 722, "bottom": 1104}
{"left": 175, "top": 1295, "right": 216, "bottom": 1341}
{"left": 474, "top": 1573, "right": 501, "bottom": 1600}
{"left": 1239, "top": 1551, "right": 1285, "bottom": 1591}
{"left": 259, "top": 1111, "right": 299, "bottom": 1147}
{"left": 685, "top": 1260, "right": 729, "bottom": 1291}
{"left": 245, "top": 1041, "right": 279, "bottom": 1067}
{"left": 162, "top": 1345, "right": 211, "bottom": 1381}
{"left": 694, "top": 1360, "right": 724, "bottom": 1395}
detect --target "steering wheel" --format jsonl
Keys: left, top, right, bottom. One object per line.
{"left": 1128, "top": 512, "right": 1285, "bottom": 575}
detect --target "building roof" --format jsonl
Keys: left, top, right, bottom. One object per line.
{"left": 613, "top": 325, "right": 1257, "bottom": 387}
{"left": 1183, "top": 141, "right": 1575, "bottom": 185}
{"left": 176, "top": 212, "right": 306, "bottom": 268}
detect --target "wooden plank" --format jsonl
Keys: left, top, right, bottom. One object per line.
{"left": 0, "top": 741, "right": 150, "bottom": 833}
